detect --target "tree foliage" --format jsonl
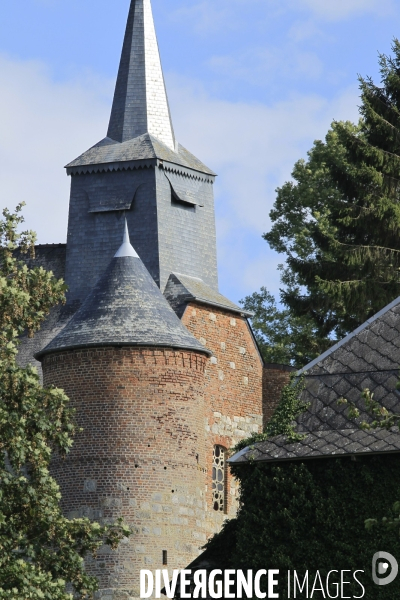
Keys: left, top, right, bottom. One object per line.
{"left": 247, "top": 40, "right": 400, "bottom": 365}
{"left": 227, "top": 456, "right": 400, "bottom": 598}
{"left": 0, "top": 205, "right": 130, "bottom": 599}
{"left": 233, "top": 374, "right": 308, "bottom": 452}
{"left": 240, "top": 287, "right": 332, "bottom": 367}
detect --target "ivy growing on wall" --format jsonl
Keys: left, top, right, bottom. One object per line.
{"left": 233, "top": 374, "right": 308, "bottom": 453}
{"left": 205, "top": 455, "right": 400, "bottom": 597}
{"left": 203, "top": 378, "right": 400, "bottom": 598}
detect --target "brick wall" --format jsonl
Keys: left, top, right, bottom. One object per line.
{"left": 262, "top": 363, "right": 296, "bottom": 424}
{"left": 42, "top": 346, "right": 208, "bottom": 599}
{"left": 181, "top": 303, "right": 264, "bottom": 534}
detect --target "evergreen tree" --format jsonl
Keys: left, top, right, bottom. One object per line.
{"left": 0, "top": 205, "right": 130, "bottom": 599}
{"left": 240, "top": 287, "right": 331, "bottom": 367}
{"left": 261, "top": 39, "right": 400, "bottom": 349}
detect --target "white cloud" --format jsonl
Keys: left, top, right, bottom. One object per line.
{"left": 299, "top": 0, "right": 394, "bottom": 21}
{"left": 169, "top": 0, "right": 394, "bottom": 34}
{"left": 208, "top": 47, "right": 324, "bottom": 87}
{"left": 168, "top": 75, "right": 359, "bottom": 231}
{"left": 0, "top": 53, "right": 360, "bottom": 302}
{"left": 167, "top": 75, "right": 360, "bottom": 299}
{"left": 0, "top": 54, "right": 112, "bottom": 244}
{"left": 170, "top": 0, "right": 267, "bottom": 34}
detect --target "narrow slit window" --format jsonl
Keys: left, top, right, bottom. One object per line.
{"left": 212, "top": 445, "right": 226, "bottom": 512}
{"left": 163, "top": 550, "right": 168, "bottom": 565}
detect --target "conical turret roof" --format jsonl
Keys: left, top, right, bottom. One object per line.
{"left": 36, "top": 224, "right": 210, "bottom": 359}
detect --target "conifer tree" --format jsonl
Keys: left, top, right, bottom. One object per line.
{"left": 0, "top": 205, "right": 130, "bottom": 599}
{"left": 260, "top": 39, "right": 400, "bottom": 348}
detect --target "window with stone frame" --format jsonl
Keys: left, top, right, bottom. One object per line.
{"left": 212, "top": 445, "right": 226, "bottom": 512}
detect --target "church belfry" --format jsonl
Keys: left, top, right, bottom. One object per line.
{"left": 64, "top": 0, "right": 218, "bottom": 308}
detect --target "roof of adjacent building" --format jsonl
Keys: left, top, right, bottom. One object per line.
{"left": 230, "top": 427, "right": 400, "bottom": 464}
{"left": 36, "top": 229, "right": 211, "bottom": 359}
{"left": 230, "top": 296, "right": 400, "bottom": 465}
{"left": 66, "top": 134, "right": 215, "bottom": 176}
{"left": 164, "top": 272, "right": 253, "bottom": 318}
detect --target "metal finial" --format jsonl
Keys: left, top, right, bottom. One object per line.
{"left": 114, "top": 219, "right": 139, "bottom": 258}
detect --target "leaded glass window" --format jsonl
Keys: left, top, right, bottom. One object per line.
{"left": 212, "top": 445, "right": 226, "bottom": 512}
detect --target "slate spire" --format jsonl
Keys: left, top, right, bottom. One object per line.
{"left": 107, "top": 0, "right": 175, "bottom": 150}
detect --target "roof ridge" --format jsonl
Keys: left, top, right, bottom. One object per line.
{"left": 298, "top": 295, "right": 400, "bottom": 375}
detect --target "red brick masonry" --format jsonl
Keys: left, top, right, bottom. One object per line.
{"left": 43, "top": 347, "right": 207, "bottom": 597}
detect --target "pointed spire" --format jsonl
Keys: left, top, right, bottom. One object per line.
{"left": 107, "top": 0, "right": 175, "bottom": 150}
{"left": 114, "top": 219, "right": 139, "bottom": 258}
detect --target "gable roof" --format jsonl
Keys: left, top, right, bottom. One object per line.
{"left": 298, "top": 296, "right": 400, "bottom": 377}
{"left": 164, "top": 273, "right": 253, "bottom": 318}
{"left": 230, "top": 296, "right": 400, "bottom": 465}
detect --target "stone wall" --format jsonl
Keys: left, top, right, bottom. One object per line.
{"left": 42, "top": 346, "right": 208, "bottom": 599}
{"left": 181, "top": 303, "right": 264, "bottom": 534}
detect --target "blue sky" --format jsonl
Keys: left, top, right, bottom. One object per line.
{"left": 1, "top": 0, "right": 400, "bottom": 304}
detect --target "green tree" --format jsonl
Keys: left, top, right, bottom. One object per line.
{"left": 240, "top": 286, "right": 332, "bottom": 367}
{"left": 251, "top": 39, "right": 400, "bottom": 360}
{"left": 0, "top": 205, "right": 130, "bottom": 600}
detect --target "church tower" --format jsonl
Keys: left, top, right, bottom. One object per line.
{"left": 64, "top": 0, "right": 218, "bottom": 309}
{"left": 27, "top": 1, "right": 267, "bottom": 597}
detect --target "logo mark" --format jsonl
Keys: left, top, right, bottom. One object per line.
{"left": 372, "top": 552, "right": 398, "bottom": 586}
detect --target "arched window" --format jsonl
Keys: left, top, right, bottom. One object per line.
{"left": 212, "top": 445, "right": 226, "bottom": 512}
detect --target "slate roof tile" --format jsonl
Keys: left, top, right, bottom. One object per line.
{"left": 163, "top": 273, "right": 251, "bottom": 318}
{"left": 66, "top": 134, "right": 215, "bottom": 176}
{"left": 231, "top": 296, "right": 400, "bottom": 465}
{"left": 36, "top": 236, "right": 210, "bottom": 359}
{"left": 229, "top": 429, "right": 400, "bottom": 464}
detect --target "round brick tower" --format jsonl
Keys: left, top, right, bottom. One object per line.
{"left": 36, "top": 222, "right": 210, "bottom": 599}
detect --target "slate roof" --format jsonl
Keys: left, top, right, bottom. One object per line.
{"left": 164, "top": 273, "right": 253, "bottom": 319}
{"left": 107, "top": 0, "right": 175, "bottom": 150}
{"left": 65, "top": 134, "right": 215, "bottom": 177}
{"left": 230, "top": 427, "right": 400, "bottom": 464}
{"left": 36, "top": 238, "right": 211, "bottom": 359}
{"left": 230, "top": 296, "right": 400, "bottom": 465}
{"left": 65, "top": 0, "right": 215, "bottom": 179}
